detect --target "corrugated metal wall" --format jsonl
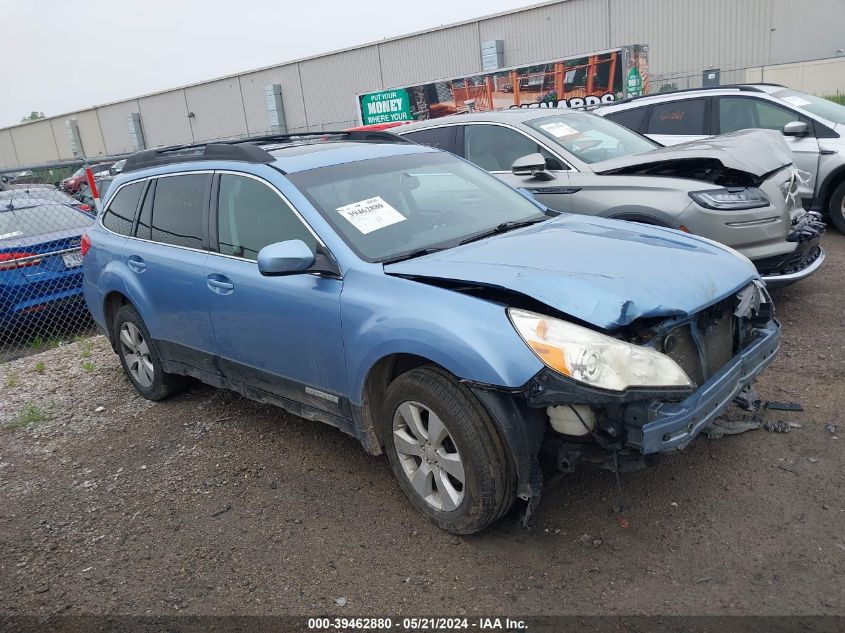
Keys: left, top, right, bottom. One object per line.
{"left": 2, "top": 0, "right": 842, "bottom": 168}
{"left": 96, "top": 99, "right": 142, "bottom": 155}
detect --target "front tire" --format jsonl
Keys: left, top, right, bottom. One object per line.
{"left": 381, "top": 366, "right": 516, "bottom": 534}
{"left": 828, "top": 181, "right": 845, "bottom": 233}
{"left": 113, "top": 304, "right": 186, "bottom": 401}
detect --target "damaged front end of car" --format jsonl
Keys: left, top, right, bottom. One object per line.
{"left": 468, "top": 280, "right": 780, "bottom": 523}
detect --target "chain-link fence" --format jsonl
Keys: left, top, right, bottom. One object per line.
{"left": 0, "top": 159, "right": 128, "bottom": 362}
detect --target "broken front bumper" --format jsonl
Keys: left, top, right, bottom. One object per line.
{"left": 630, "top": 319, "right": 780, "bottom": 454}
{"left": 756, "top": 210, "right": 826, "bottom": 288}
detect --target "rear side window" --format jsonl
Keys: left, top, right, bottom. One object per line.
{"left": 134, "top": 180, "right": 154, "bottom": 239}
{"left": 646, "top": 99, "right": 707, "bottom": 135}
{"left": 402, "top": 127, "right": 456, "bottom": 151}
{"left": 216, "top": 174, "right": 315, "bottom": 260}
{"left": 604, "top": 107, "right": 647, "bottom": 132}
{"left": 150, "top": 174, "right": 209, "bottom": 249}
{"left": 102, "top": 182, "right": 143, "bottom": 236}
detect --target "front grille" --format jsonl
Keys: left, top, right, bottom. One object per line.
{"left": 755, "top": 243, "right": 822, "bottom": 276}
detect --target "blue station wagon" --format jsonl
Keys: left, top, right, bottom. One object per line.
{"left": 83, "top": 132, "right": 780, "bottom": 534}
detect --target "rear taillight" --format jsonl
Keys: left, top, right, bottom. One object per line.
{"left": 77, "top": 204, "right": 92, "bottom": 212}
{"left": 80, "top": 233, "right": 91, "bottom": 256}
{"left": 0, "top": 252, "right": 41, "bottom": 270}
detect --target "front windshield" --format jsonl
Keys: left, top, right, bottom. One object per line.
{"left": 288, "top": 151, "right": 549, "bottom": 262}
{"left": 527, "top": 112, "right": 657, "bottom": 164}
{"left": 771, "top": 89, "right": 845, "bottom": 125}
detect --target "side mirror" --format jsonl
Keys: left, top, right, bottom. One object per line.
{"left": 257, "top": 240, "right": 315, "bottom": 276}
{"left": 511, "top": 153, "right": 556, "bottom": 181}
{"left": 783, "top": 121, "right": 808, "bottom": 137}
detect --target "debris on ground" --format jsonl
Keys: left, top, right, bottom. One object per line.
{"left": 765, "top": 401, "right": 804, "bottom": 412}
{"left": 764, "top": 420, "right": 792, "bottom": 433}
{"left": 334, "top": 597, "right": 348, "bottom": 607}
{"left": 734, "top": 385, "right": 762, "bottom": 412}
{"left": 825, "top": 423, "right": 838, "bottom": 435}
{"left": 703, "top": 417, "right": 762, "bottom": 438}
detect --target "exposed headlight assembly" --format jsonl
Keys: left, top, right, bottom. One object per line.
{"left": 689, "top": 187, "right": 769, "bottom": 210}
{"left": 508, "top": 308, "right": 692, "bottom": 391}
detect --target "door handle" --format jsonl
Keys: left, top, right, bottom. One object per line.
{"left": 127, "top": 256, "right": 146, "bottom": 273}
{"left": 206, "top": 275, "right": 234, "bottom": 294}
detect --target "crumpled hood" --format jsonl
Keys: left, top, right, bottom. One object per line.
{"left": 384, "top": 215, "right": 758, "bottom": 330}
{"left": 592, "top": 129, "right": 794, "bottom": 177}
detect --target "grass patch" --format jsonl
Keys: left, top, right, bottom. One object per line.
{"left": 4, "top": 371, "right": 19, "bottom": 388}
{"left": 79, "top": 339, "right": 93, "bottom": 359}
{"left": 34, "top": 361, "right": 45, "bottom": 374}
{"left": 824, "top": 93, "right": 845, "bottom": 106}
{"left": 30, "top": 335, "right": 44, "bottom": 350}
{"left": 82, "top": 361, "right": 96, "bottom": 373}
{"left": 7, "top": 404, "right": 48, "bottom": 429}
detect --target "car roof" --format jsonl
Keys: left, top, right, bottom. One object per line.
{"left": 266, "top": 140, "right": 437, "bottom": 173}
{"left": 400, "top": 108, "right": 595, "bottom": 130}
{"left": 118, "top": 131, "right": 430, "bottom": 177}
{"left": 598, "top": 84, "right": 788, "bottom": 110}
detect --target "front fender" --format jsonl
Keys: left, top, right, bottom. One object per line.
{"left": 341, "top": 269, "right": 543, "bottom": 406}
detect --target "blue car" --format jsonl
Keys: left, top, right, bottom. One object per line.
{"left": 1, "top": 199, "right": 93, "bottom": 332}
{"left": 83, "top": 132, "right": 780, "bottom": 534}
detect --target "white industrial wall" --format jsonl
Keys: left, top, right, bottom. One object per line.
{"left": 2, "top": 0, "right": 843, "bottom": 168}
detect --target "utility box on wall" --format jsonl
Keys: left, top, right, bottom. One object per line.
{"left": 481, "top": 40, "right": 504, "bottom": 71}
{"left": 128, "top": 112, "right": 146, "bottom": 152}
{"left": 265, "top": 84, "right": 287, "bottom": 134}
{"left": 65, "top": 119, "right": 83, "bottom": 157}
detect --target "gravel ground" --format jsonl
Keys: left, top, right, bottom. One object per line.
{"left": 1, "top": 233, "right": 843, "bottom": 618}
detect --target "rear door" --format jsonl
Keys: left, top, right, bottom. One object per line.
{"left": 715, "top": 95, "right": 819, "bottom": 201}
{"left": 641, "top": 97, "right": 711, "bottom": 146}
{"left": 204, "top": 171, "right": 347, "bottom": 416}
{"left": 458, "top": 123, "right": 574, "bottom": 212}
{"left": 122, "top": 172, "right": 218, "bottom": 371}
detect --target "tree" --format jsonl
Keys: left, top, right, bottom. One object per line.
{"left": 20, "top": 111, "right": 46, "bottom": 123}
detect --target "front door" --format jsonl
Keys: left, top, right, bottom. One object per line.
{"left": 203, "top": 172, "right": 347, "bottom": 415}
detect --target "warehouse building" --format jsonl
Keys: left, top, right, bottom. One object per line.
{"left": 1, "top": 0, "right": 843, "bottom": 169}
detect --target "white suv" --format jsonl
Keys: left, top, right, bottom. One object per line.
{"left": 594, "top": 84, "right": 845, "bottom": 231}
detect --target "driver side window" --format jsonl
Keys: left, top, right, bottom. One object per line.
{"left": 216, "top": 174, "right": 315, "bottom": 260}
{"left": 463, "top": 124, "right": 564, "bottom": 172}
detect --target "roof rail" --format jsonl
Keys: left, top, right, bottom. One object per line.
{"left": 607, "top": 83, "right": 786, "bottom": 107}
{"left": 122, "top": 130, "right": 411, "bottom": 173}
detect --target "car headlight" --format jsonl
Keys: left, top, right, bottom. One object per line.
{"left": 508, "top": 308, "right": 692, "bottom": 391}
{"left": 689, "top": 187, "right": 769, "bottom": 210}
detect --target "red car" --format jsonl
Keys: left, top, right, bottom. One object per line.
{"left": 60, "top": 163, "right": 113, "bottom": 194}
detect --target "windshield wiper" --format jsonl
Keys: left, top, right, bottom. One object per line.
{"left": 381, "top": 246, "right": 446, "bottom": 264}
{"left": 458, "top": 216, "right": 549, "bottom": 246}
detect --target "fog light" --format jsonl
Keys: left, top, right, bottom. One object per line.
{"left": 547, "top": 405, "right": 595, "bottom": 436}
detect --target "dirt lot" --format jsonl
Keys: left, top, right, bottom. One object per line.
{"left": 1, "top": 233, "right": 843, "bottom": 619}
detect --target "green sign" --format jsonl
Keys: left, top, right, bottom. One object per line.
{"left": 360, "top": 88, "right": 414, "bottom": 125}
{"left": 626, "top": 66, "right": 643, "bottom": 97}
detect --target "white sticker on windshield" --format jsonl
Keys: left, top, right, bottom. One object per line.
{"left": 538, "top": 121, "right": 579, "bottom": 138}
{"left": 781, "top": 95, "right": 811, "bottom": 107}
{"left": 0, "top": 231, "right": 23, "bottom": 240}
{"left": 336, "top": 196, "right": 406, "bottom": 235}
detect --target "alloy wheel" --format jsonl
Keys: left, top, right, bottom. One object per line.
{"left": 392, "top": 401, "right": 465, "bottom": 511}
{"left": 119, "top": 322, "right": 154, "bottom": 388}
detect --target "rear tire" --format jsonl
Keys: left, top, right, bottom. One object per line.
{"left": 828, "top": 181, "right": 845, "bottom": 233}
{"left": 381, "top": 366, "right": 516, "bottom": 535}
{"left": 113, "top": 304, "right": 186, "bottom": 401}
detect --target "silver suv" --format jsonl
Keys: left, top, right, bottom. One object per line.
{"left": 594, "top": 84, "right": 845, "bottom": 232}
{"left": 398, "top": 110, "right": 825, "bottom": 288}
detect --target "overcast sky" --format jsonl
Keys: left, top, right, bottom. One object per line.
{"left": 0, "top": 0, "right": 541, "bottom": 128}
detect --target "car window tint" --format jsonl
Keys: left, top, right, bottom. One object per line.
{"left": 217, "top": 175, "right": 315, "bottom": 260}
{"left": 402, "top": 127, "right": 455, "bottom": 151}
{"left": 101, "top": 182, "right": 143, "bottom": 236}
{"left": 150, "top": 174, "right": 208, "bottom": 249}
{"left": 646, "top": 99, "right": 706, "bottom": 135}
{"left": 135, "top": 180, "right": 154, "bottom": 239}
{"left": 463, "top": 124, "right": 556, "bottom": 172}
{"left": 604, "top": 107, "right": 646, "bottom": 132}
{"left": 719, "top": 97, "right": 803, "bottom": 134}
